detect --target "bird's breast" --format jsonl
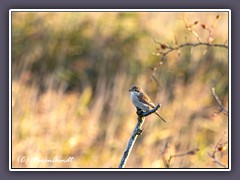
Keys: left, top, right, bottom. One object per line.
{"left": 130, "top": 92, "right": 149, "bottom": 110}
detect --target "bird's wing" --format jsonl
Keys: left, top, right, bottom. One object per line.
{"left": 139, "top": 93, "right": 155, "bottom": 108}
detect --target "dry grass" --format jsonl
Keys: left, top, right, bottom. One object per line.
{"left": 12, "top": 79, "right": 228, "bottom": 168}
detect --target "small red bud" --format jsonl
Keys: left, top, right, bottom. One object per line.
{"left": 217, "top": 145, "right": 226, "bottom": 152}
{"left": 201, "top": 24, "right": 207, "bottom": 29}
{"left": 160, "top": 44, "right": 167, "bottom": 49}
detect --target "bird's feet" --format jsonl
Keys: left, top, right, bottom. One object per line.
{"left": 136, "top": 128, "right": 144, "bottom": 135}
{"left": 136, "top": 108, "right": 144, "bottom": 116}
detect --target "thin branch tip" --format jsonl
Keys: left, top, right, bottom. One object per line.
{"left": 138, "top": 104, "right": 161, "bottom": 117}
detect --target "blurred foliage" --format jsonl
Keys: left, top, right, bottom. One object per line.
{"left": 12, "top": 12, "right": 229, "bottom": 168}
{"left": 12, "top": 12, "right": 150, "bottom": 94}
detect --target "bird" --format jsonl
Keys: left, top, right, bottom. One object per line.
{"left": 129, "top": 85, "right": 166, "bottom": 123}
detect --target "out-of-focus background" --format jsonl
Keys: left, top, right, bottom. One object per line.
{"left": 11, "top": 11, "right": 229, "bottom": 168}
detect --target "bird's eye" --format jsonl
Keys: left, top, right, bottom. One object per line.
{"left": 135, "top": 89, "right": 139, "bottom": 92}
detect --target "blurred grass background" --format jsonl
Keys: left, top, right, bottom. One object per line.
{"left": 11, "top": 11, "right": 229, "bottom": 168}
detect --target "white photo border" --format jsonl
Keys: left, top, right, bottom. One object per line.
{"left": 9, "top": 9, "right": 231, "bottom": 171}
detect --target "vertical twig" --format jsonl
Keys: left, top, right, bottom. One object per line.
{"left": 118, "top": 104, "right": 161, "bottom": 168}
{"left": 212, "top": 87, "right": 228, "bottom": 116}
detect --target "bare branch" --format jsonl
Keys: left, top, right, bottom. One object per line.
{"left": 137, "top": 104, "right": 161, "bottom": 117}
{"left": 161, "top": 142, "right": 170, "bottom": 168}
{"left": 156, "top": 41, "right": 227, "bottom": 58}
{"left": 208, "top": 152, "right": 227, "bottom": 168}
{"left": 167, "top": 147, "right": 200, "bottom": 167}
{"left": 212, "top": 87, "right": 228, "bottom": 116}
{"left": 161, "top": 144, "right": 200, "bottom": 168}
{"left": 151, "top": 41, "right": 228, "bottom": 80}
{"left": 212, "top": 14, "right": 221, "bottom": 29}
{"left": 152, "top": 14, "right": 228, "bottom": 79}
{"left": 208, "top": 132, "right": 228, "bottom": 168}
{"left": 118, "top": 104, "right": 161, "bottom": 168}
{"left": 182, "top": 16, "right": 201, "bottom": 42}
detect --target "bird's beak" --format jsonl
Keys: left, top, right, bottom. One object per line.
{"left": 129, "top": 88, "right": 132, "bottom": 92}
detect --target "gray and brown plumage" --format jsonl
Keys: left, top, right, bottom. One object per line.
{"left": 129, "top": 85, "right": 166, "bottom": 123}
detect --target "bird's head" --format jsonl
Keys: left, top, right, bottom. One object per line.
{"left": 129, "top": 85, "right": 143, "bottom": 95}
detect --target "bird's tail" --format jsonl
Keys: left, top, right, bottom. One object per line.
{"left": 155, "top": 111, "right": 166, "bottom": 123}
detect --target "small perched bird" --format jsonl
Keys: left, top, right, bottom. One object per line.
{"left": 129, "top": 85, "right": 166, "bottom": 123}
